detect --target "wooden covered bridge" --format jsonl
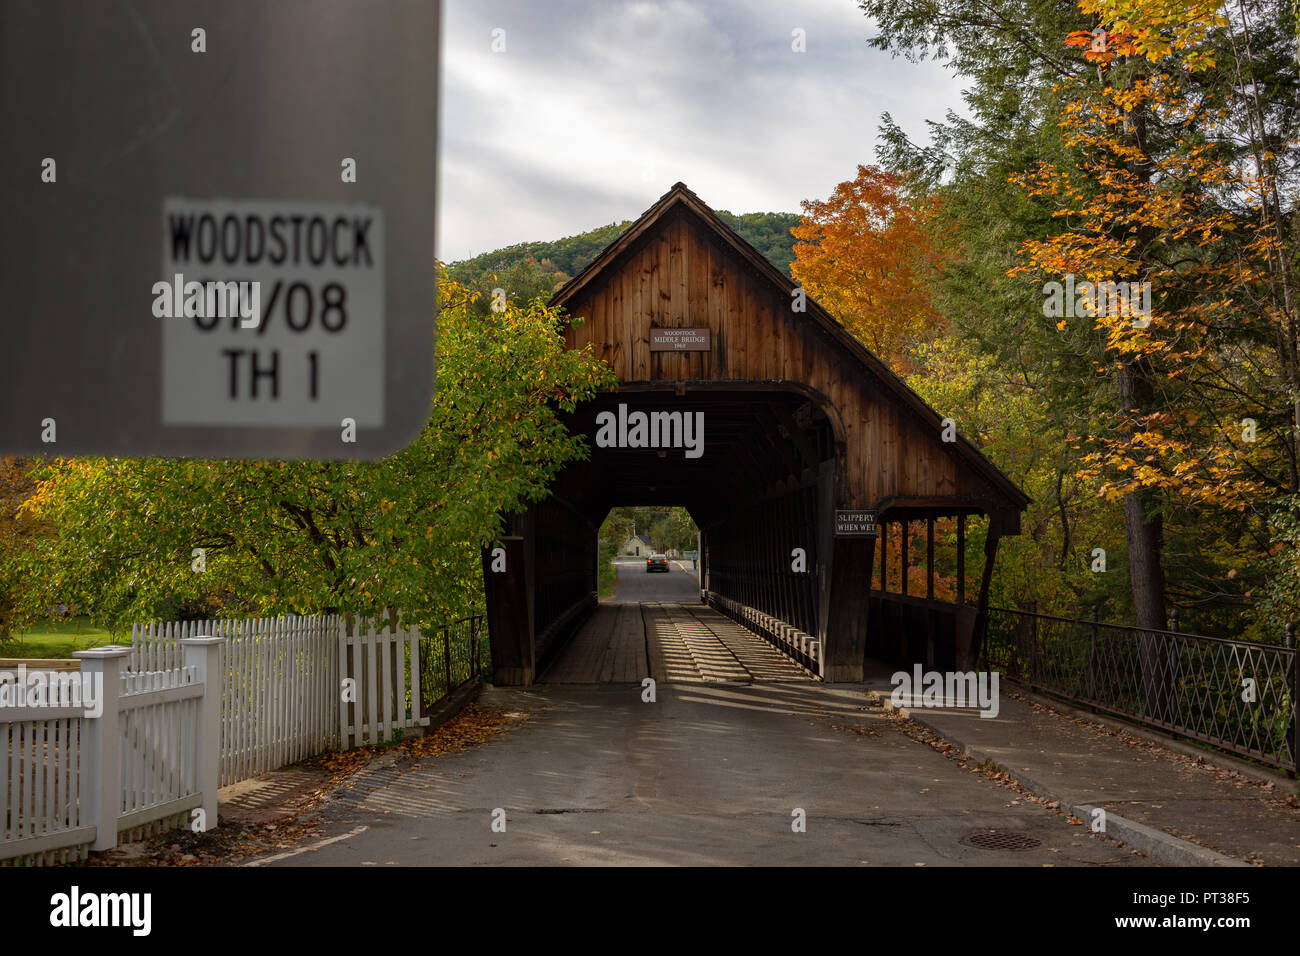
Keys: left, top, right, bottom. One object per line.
{"left": 482, "top": 183, "right": 1028, "bottom": 685}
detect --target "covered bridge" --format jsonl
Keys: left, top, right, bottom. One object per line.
{"left": 483, "top": 183, "right": 1028, "bottom": 684}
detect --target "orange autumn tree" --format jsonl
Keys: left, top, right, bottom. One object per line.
{"left": 791, "top": 166, "right": 946, "bottom": 370}
{"left": 1075, "top": 0, "right": 1228, "bottom": 69}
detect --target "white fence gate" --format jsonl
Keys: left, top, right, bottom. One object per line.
{"left": 0, "top": 639, "right": 222, "bottom": 865}
{"left": 339, "top": 618, "right": 430, "bottom": 748}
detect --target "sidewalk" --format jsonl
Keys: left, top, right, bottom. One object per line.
{"left": 865, "top": 661, "right": 1300, "bottom": 865}
{"left": 91, "top": 684, "right": 494, "bottom": 866}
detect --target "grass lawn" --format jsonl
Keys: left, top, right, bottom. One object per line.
{"left": 3, "top": 617, "right": 119, "bottom": 659}
{"left": 598, "top": 560, "right": 618, "bottom": 600}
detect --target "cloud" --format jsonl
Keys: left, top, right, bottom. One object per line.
{"left": 438, "top": 0, "right": 965, "bottom": 260}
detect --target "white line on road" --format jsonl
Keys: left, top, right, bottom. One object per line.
{"left": 242, "top": 825, "right": 370, "bottom": 866}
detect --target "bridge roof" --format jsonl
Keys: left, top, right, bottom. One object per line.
{"left": 551, "top": 182, "right": 1029, "bottom": 524}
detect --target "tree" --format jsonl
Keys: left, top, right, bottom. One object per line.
{"left": 1011, "top": 0, "right": 1298, "bottom": 635}
{"left": 858, "top": 0, "right": 1297, "bottom": 638}
{"left": 649, "top": 508, "right": 698, "bottom": 553}
{"left": 1003, "top": 0, "right": 1300, "bottom": 711}
{"left": 0, "top": 457, "right": 47, "bottom": 645}
{"left": 790, "top": 166, "right": 947, "bottom": 369}
{"left": 17, "top": 267, "right": 616, "bottom": 631}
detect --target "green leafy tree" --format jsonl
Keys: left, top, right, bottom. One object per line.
{"left": 0, "top": 457, "right": 47, "bottom": 647}
{"left": 18, "top": 268, "right": 616, "bottom": 631}
{"left": 446, "top": 210, "right": 803, "bottom": 314}
{"left": 649, "top": 508, "right": 698, "bottom": 553}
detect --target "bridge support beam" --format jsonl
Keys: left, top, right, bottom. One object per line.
{"left": 822, "top": 536, "right": 875, "bottom": 682}
{"left": 482, "top": 511, "right": 536, "bottom": 685}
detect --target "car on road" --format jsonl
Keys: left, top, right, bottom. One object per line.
{"left": 646, "top": 553, "right": 669, "bottom": 572}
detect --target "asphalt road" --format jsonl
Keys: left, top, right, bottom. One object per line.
{"left": 609, "top": 556, "right": 698, "bottom": 604}
{"left": 256, "top": 680, "right": 1143, "bottom": 866}
{"left": 248, "top": 557, "right": 1142, "bottom": 866}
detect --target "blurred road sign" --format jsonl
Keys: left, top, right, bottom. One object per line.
{"left": 0, "top": 0, "right": 438, "bottom": 458}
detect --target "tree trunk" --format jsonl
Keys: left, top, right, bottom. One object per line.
{"left": 1117, "top": 358, "right": 1172, "bottom": 722}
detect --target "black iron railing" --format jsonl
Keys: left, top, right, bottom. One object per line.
{"left": 984, "top": 607, "right": 1298, "bottom": 772}
{"left": 417, "top": 613, "right": 488, "bottom": 712}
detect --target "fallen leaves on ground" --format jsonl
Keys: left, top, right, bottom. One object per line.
{"left": 86, "top": 702, "right": 526, "bottom": 868}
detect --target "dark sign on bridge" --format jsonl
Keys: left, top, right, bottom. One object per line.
{"left": 650, "top": 328, "right": 711, "bottom": 351}
{"left": 834, "top": 510, "right": 878, "bottom": 536}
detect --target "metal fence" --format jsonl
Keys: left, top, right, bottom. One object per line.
{"left": 984, "top": 607, "right": 1298, "bottom": 773}
{"left": 417, "top": 614, "right": 488, "bottom": 712}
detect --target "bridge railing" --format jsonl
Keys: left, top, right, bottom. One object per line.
{"left": 867, "top": 591, "right": 979, "bottom": 672}
{"left": 983, "top": 606, "right": 1299, "bottom": 773}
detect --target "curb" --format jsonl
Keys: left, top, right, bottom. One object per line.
{"left": 421, "top": 678, "right": 482, "bottom": 734}
{"left": 883, "top": 700, "right": 1249, "bottom": 867}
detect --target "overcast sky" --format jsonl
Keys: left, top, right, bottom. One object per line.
{"left": 437, "top": 0, "right": 965, "bottom": 261}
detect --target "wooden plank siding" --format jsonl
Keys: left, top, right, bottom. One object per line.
{"left": 552, "top": 187, "right": 1028, "bottom": 520}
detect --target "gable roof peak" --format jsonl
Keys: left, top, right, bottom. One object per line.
{"left": 550, "top": 184, "right": 1031, "bottom": 512}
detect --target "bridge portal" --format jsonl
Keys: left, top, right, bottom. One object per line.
{"left": 483, "top": 184, "right": 1028, "bottom": 685}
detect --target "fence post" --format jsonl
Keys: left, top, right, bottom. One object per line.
{"left": 182, "top": 636, "right": 225, "bottom": 835}
{"left": 443, "top": 625, "right": 452, "bottom": 694}
{"left": 1168, "top": 608, "right": 1181, "bottom": 724}
{"left": 471, "top": 618, "right": 479, "bottom": 679}
{"left": 1288, "top": 622, "right": 1297, "bottom": 778}
{"left": 980, "top": 609, "right": 988, "bottom": 673}
{"left": 73, "top": 645, "right": 131, "bottom": 851}
{"left": 1089, "top": 605, "right": 1098, "bottom": 701}
{"left": 1029, "top": 599, "right": 1038, "bottom": 683}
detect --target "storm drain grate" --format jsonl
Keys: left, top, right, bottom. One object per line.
{"left": 961, "top": 829, "right": 1042, "bottom": 851}
{"left": 534, "top": 808, "right": 604, "bottom": 814}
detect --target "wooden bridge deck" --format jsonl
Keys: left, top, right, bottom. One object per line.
{"left": 538, "top": 602, "right": 812, "bottom": 684}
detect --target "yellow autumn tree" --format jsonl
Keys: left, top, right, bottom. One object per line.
{"left": 1010, "top": 0, "right": 1298, "bottom": 644}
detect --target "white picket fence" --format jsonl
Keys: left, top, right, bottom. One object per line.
{"left": 0, "top": 640, "right": 222, "bottom": 865}
{"left": 132, "top": 613, "right": 441, "bottom": 784}
{"left": 0, "top": 701, "right": 88, "bottom": 864}
{"left": 0, "top": 611, "right": 478, "bottom": 863}
{"left": 339, "top": 619, "right": 430, "bottom": 748}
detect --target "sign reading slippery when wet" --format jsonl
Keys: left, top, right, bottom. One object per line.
{"left": 834, "top": 511, "right": 878, "bottom": 536}
{"left": 0, "top": 1, "right": 438, "bottom": 459}
{"left": 159, "top": 199, "right": 384, "bottom": 427}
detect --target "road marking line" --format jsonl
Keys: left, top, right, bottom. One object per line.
{"left": 243, "top": 825, "right": 370, "bottom": 866}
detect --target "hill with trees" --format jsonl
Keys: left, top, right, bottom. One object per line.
{"left": 447, "top": 211, "right": 800, "bottom": 314}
